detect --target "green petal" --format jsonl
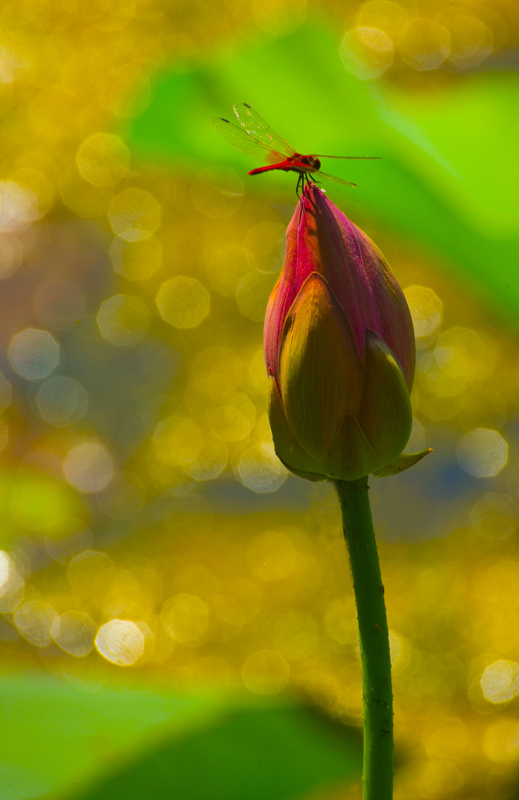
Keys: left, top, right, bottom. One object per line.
{"left": 279, "top": 273, "right": 363, "bottom": 461}
{"left": 267, "top": 376, "right": 327, "bottom": 481}
{"left": 373, "top": 448, "right": 433, "bottom": 477}
{"left": 357, "top": 330, "right": 413, "bottom": 467}
{"left": 326, "top": 414, "right": 380, "bottom": 481}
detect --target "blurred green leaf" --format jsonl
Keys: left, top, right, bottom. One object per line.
{"left": 71, "top": 702, "right": 362, "bottom": 800}
{"left": 124, "top": 22, "right": 519, "bottom": 326}
{"left": 0, "top": 671, "right": 223, "bottom": 800}
{"left": 0, "top": 672, "right": 361, "bottom": 800}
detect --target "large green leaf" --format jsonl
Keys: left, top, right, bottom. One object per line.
{"left": 69, "top": 703, "right": 362, "bottom": 800}
{"left": 0, "top": 671, "right": 223, "bottom": 800}
{"left": 0, "top": 672, "right": 361, "bottom": 800}
{"left": 123, "top": 22, "right": 519, "bottom": 326}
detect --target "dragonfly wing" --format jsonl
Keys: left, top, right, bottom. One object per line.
{"left": 233, "top": 103, "right": 297, "bottom": 164}
{"left": 211, "top": 117, "right": 285, "bottom": 164}
{"left": 313, "top": 155, "right": 381, "bottom": 160}
{"left": 317, "top": 170, "right": 358, "bottom": 188}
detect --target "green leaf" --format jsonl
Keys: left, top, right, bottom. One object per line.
{"left": 71, "top": 702, "right": 362, "bottom": 800}
{"left": 0, "top": 672, "right": 362, "bottom": 800}
{"left": 0, "top": 671, "right": 223, "bottom": 800}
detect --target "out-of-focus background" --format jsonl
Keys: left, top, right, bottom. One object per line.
{"left": 1, "top": 1, "right": 519, "bottom": 798}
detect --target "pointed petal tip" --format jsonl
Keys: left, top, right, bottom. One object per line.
{"left": 373, "top": 448, "right": 433, "bottom": 478}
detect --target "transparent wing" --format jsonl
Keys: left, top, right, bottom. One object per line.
{"left": 317, "top": 171, "right": 358, "bottom": 188}
{"left": 232, "top": 103, "right": 297, "bottom": 161}
{"left": 211, "top": 117, "right": 285, "bottom": 164}
{"left": 313, "top": 155, "right": 381, "bottom": 160}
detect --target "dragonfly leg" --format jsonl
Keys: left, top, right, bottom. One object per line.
{"left": 297, "top": 173, "right": 318, "bottom": 228}
{"left": 296, "top": 173, "right": 307, "bottom": 223}
{"left": 296, "top": 172, "right": 304, "bottom": 198}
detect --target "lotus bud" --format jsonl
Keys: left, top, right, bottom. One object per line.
{"left": 264, "top": 184, "right": 420, "bottom": 482}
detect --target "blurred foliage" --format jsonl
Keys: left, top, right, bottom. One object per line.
{"left": 0, "top": 672, "right": 362, "bottom": 800}
{"left": 1, "top": 0, "right": 519, "bottom": 799}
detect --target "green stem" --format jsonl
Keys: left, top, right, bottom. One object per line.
{"left": 334, "top": 477, "right": 393, "bottom": 800}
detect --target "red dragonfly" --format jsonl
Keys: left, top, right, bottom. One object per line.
{"left": 212, "top": 102, "right": 379, "bottom": 193}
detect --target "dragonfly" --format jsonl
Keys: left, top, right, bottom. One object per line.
{"left": 211, "top": 102, "right": 379, "bottom": 193}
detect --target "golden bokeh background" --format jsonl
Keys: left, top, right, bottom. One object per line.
{"left": 1, "top": 1, "right": 519, "bottom": 798}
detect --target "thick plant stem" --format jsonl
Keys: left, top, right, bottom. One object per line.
{"left": 334, "top": 477, "right": 393, "bottom": 800}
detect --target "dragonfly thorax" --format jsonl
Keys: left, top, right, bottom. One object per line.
{"left": 296, "top": 155, "right": 321, "bottom": 170}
